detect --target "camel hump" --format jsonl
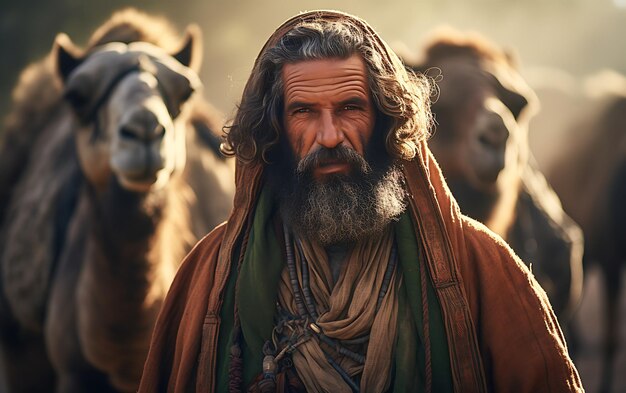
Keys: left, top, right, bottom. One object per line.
{"left": 0, "top": 114, "right": 82, "bottom": 331}
{"left": 0, "top": 57, "right": 78, "bottom": 333}
{"left": 0, "top": 55, "right": 64, "bottom": 224}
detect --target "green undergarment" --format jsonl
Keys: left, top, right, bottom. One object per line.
{"left": 216, "top": 187, "right": 453, "bottom": 392}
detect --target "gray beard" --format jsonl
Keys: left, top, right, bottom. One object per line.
{"left": 277, "top": 146, "right": 407, "bottom": 246}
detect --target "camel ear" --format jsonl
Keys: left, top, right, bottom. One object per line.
{"left": 54, "top": 33, "right": 83, "bottom": 82}
{"left": 172, "top": 24, "right": 203, "bottom": 73}
{"left": 493, "top": 77, "right": 528, "bottom": 120}
{"left": 503, "top": 47, "right": 520, "bottom": 70}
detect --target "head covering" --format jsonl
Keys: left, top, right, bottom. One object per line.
{"left": 215, "top": 13, "right": 484, "bottom": 388}
{"left": 217, "top": 9, "right": 425, "bottom": 280}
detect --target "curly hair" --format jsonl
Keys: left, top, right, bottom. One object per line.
{"left": 221, "top": 17, "right": 434, "bottom": 164}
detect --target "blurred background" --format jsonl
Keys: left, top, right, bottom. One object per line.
{"left": 1, "top": 0, "right": 625, "bottom": 391}
{"left": 2, "top": 0, "right": 626, "bottom": 121}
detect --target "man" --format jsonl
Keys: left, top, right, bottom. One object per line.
{"left": 139, "top": 10, "right": 583, "bottom": 393}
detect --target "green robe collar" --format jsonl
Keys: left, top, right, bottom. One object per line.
{"left": 216, "top": 187, "right": 453, "bottom": 392}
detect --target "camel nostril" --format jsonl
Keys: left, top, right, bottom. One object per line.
{"left": 479, "top": 134, "right": 495, "bottom": 148}
{"left": 154, "top": 124, "right": 166, "bottom": 140}
{"left": 119, "top": 126, "right": 141, "bottom": 141}
{"left": 119, "top": 123, "right": 165, "bottom": 142}
{"left": 479, "top": 127, "right": 508, "bottom": 149}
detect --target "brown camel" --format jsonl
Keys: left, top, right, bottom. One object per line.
{"left": 399, "top": 28, "right": 583, "bottom": 324}
{"left": 541, "top": 71, "right": 626, "bottom": 393}
{"left": 0, "top": 9, "right": 234, "bottom": 392}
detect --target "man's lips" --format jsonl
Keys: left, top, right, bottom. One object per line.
{"left": 313, "top": 161, "right": 350, "bottom": 177}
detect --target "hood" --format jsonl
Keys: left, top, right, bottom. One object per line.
{"left": 212, "top": 10, "right": 488, "bottom": 391}
{"left": 217, "top": 9, "right": 464, "bottom": 273}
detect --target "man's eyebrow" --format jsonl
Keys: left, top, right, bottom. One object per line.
{"left": 285, "top": 97, "right": 370, "bottom": 112}
{"left": 285, "top": 101, "right": 313, "bottom": 112}
{"left": 338, "top": 97, "right": 369, "bottom": 107}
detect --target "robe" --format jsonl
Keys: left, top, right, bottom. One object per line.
{"left": 138, "top": 10, "right": 583, "bottom": 393}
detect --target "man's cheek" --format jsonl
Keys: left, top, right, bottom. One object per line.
{"left": 294, "top": 135, "right": 311, "bottom": 162}
{"left": 283, "top": 129, "right": 301, "bottom": 159}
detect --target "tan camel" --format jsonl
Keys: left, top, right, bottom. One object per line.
{"left": 398, "top": 28, "right": 583, "bottom": 323}
{"left": 0, "top": 9, "right": 234, "bottom": 392}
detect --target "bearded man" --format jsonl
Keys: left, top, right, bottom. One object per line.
{"left": 139, "top": 10, "right": 583, "bottom": 393}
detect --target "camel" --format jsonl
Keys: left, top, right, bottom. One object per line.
{"left": 398, "top": 28, "right": 583, "bottom": 324}
{"left": 0, "top": 9, "right": 234, "bottom": 392}
{"left": 538, "top": 70, "right": 626, "bottom": 393}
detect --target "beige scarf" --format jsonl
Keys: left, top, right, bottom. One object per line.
{"left": 277, "top": 226, "right": 400, "bottom": 393}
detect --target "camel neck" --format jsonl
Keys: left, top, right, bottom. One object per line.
{"left": 88, "top": 179, "right": 166, "bottom": 260}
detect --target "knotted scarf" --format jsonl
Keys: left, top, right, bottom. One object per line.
{"left": 276, "top": 226, "right": 399, "bottom": 392}
{"left": 215, "top": 187, "right": 453, "bottom": 392}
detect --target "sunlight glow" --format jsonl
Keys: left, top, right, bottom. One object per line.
{"left": 614, "top": 0, "right": 626, "bottom": 9}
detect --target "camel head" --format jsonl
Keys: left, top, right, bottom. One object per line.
{"left": 53, "top": 27, "right": 202, "bottom": 193}
{"left": 427, "top": 60, "right": 523, "bottom": 196}
{"left": 399, "top": 29, "right": 538, "bottom": 222}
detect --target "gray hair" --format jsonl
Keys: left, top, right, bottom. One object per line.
{"left": 222, "top": 19, "right": 434, "bottom": 163}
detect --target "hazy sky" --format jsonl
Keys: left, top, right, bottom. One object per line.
{"left": 2, "top": 0, "right": 625, "bottom": 117}
{"left": 180, "top": 0, "right": 626, "bottom": 115}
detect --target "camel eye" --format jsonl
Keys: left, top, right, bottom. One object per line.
{"left": 168, "top": 84, "right": 194, "bottom": 118}
{"left": 479, "top": 134, "right": 494, "bottom": 147}
{"left": 179, "top": 84, "right": 194, "bottom": 104}
{"left": 64, "top": 88, "right": 89, "bottom": 112}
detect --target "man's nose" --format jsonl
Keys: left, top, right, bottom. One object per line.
{"left": 316, "top": 110, "right": 345, "bottom": 148}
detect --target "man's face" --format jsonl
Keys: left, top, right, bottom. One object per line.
{"left": 273, "top": 55, "right": 406, "bottom": 245}
{"left": 282, "top": 54, "right": 376, "bottom": 180}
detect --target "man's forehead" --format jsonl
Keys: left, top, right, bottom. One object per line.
{"left": 282, "top": 54, "right": 370, "bottom": 98}
{"left": 282, "top": 54, "right": 367, "bottom": 84}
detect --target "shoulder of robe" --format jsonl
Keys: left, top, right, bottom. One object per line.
{"left": 173, "top": 221, "right": 229, "bottom": 292}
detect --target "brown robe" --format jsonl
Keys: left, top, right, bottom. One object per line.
{"left": 138, "top": 10, "right": 583, "bottom": 393}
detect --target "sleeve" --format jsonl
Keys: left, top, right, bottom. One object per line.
{"left": 459, "top": 218, "right": 584, "bottom": 392}
{"left": 138, "top": 223, "right": 226, "bottom": 393}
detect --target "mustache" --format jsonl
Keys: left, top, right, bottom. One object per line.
{"left": 296, "top": 145, "right": 371, "bottom": 175}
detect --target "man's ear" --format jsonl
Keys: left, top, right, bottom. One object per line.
{"left": 53, "top": 33, "right": 83, "bottom": 83}
{"left": 171, "top": 24, "right": 203, "bottom": 73}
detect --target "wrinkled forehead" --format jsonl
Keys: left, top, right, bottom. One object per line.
{"left": 281, "top": 55, "right": 371, "bottom": 103}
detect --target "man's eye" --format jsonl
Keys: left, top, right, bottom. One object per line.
{"left": 343, "top": 105, "right": 359, "bottom": 111}
{"left": 294, "top": 108, "right": 310, "bottom": 114}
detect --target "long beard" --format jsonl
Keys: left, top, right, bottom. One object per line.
{"left": 271, "top": 144, "right": 407, "bottom": 246}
